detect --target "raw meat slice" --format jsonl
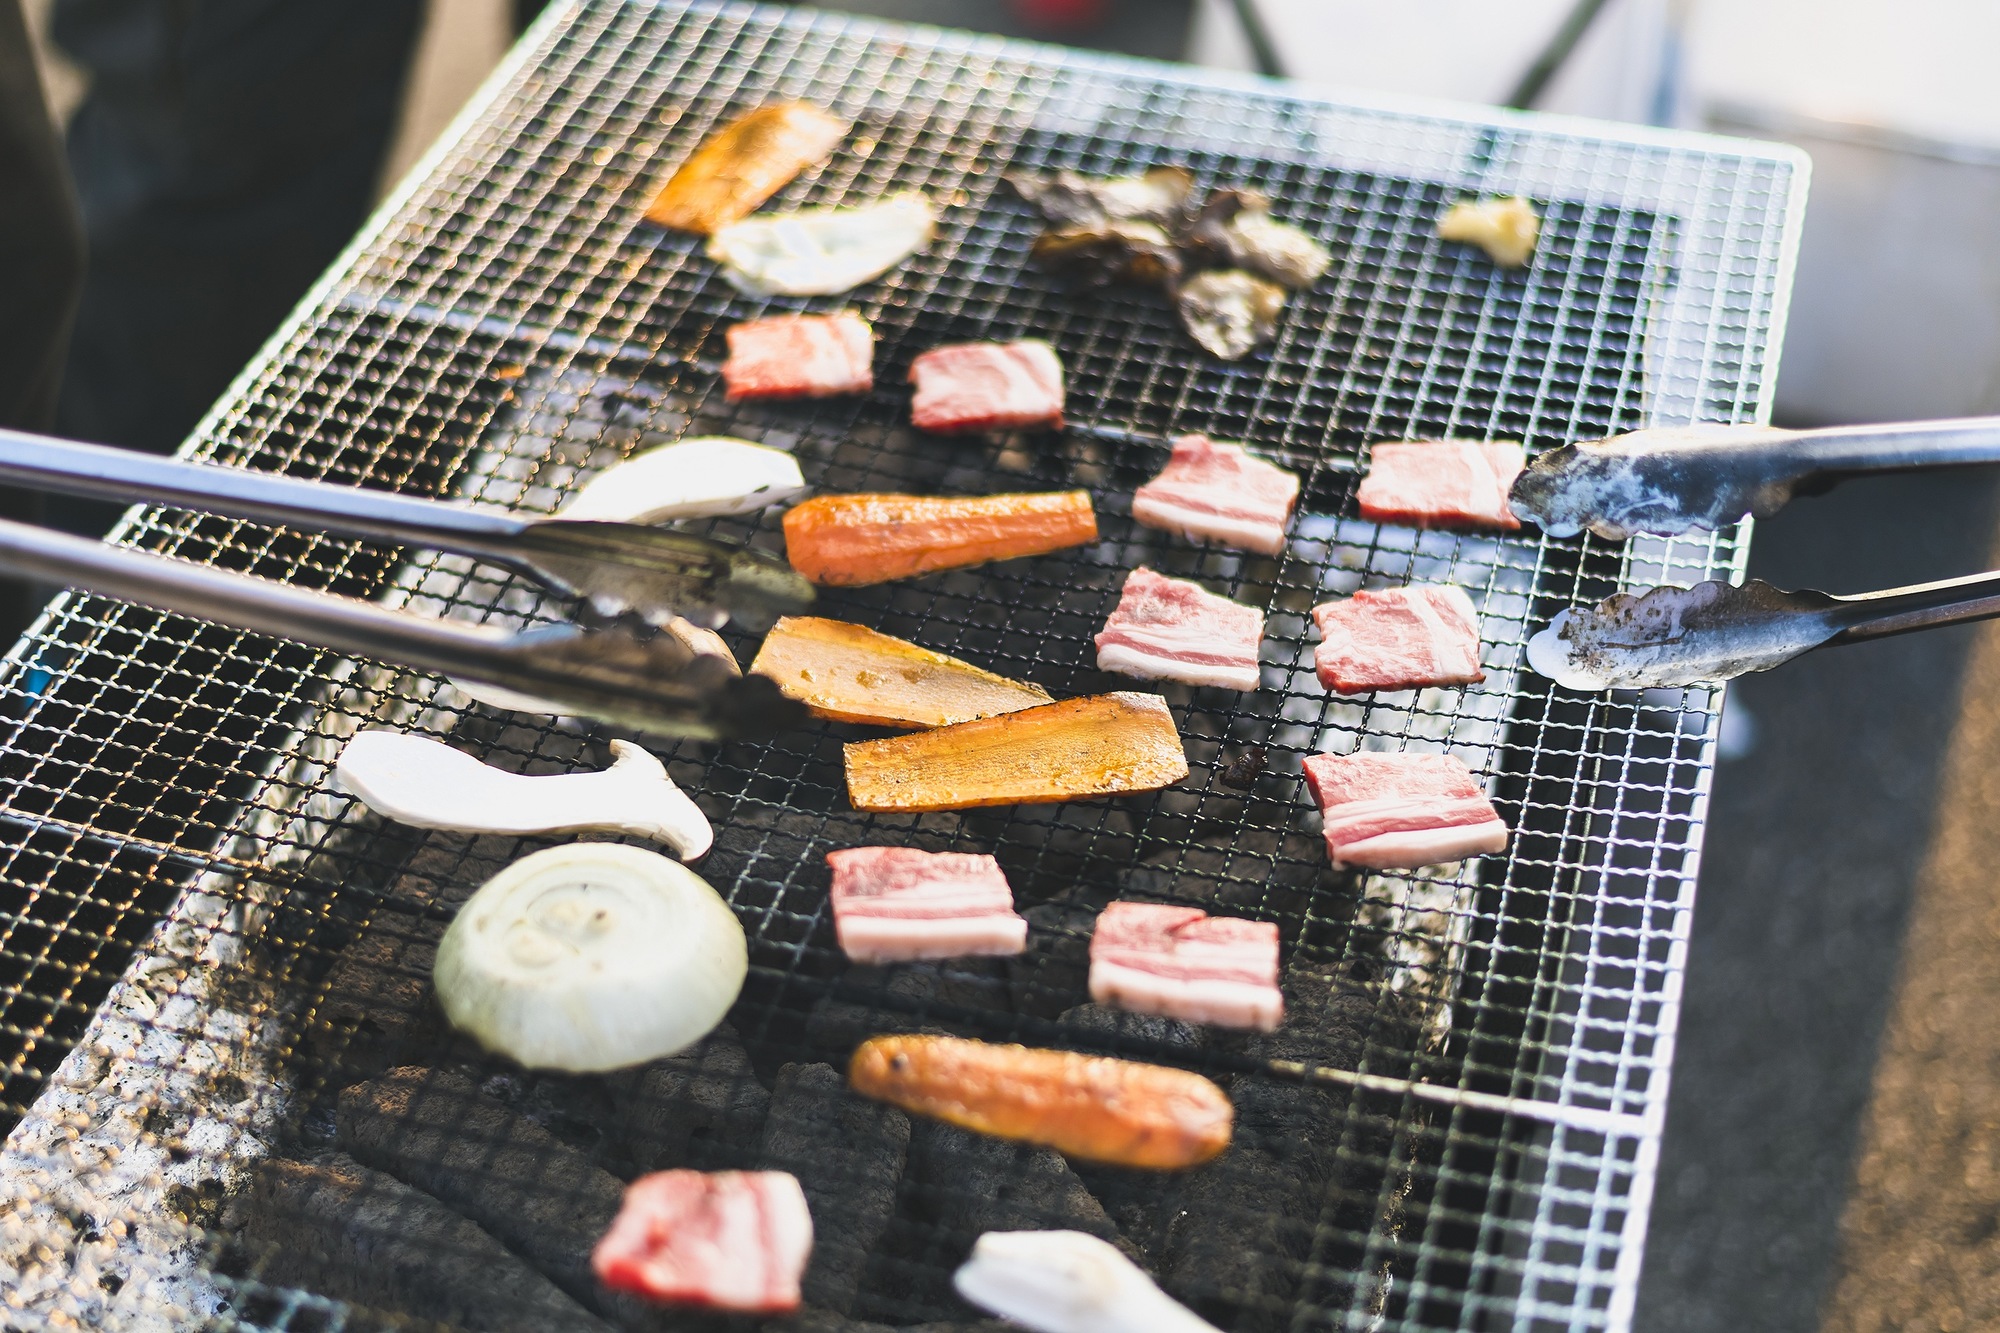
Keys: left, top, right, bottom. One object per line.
{"left": 909, "top": 340, "right": 1065, "bottom": 433}
{"left": 1089, "top": 901, "right": 1282, "bottom": 1031}
{"left": 722, "top": 312, "right": 874, "bottom": 401}
{"left": 1313, "top": 584, "right": 1485, "bottom": 694}
{"left": 1356, "top": 440, "right": 1525, "bottom": 531}
{"left": 827, "top": 847, "right": 1029, "bottom": 963}
{"left": 1094, "top": 567, "right": 1264, "bottom": 692}
{"left": 591, "top": 1169, "right": 813, "bottom": 1312}
{"left": 1301, "top": 751, "right": 1509, "bottom": 869}
{"left": 1131, "top": 434, "right": 1300, "bottom": 555}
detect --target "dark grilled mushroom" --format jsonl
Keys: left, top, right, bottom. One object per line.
{"left": 1182, "top": 189, "right": 1330, "bottom": 289}
{"left": 1004, "top": 165, "right": 1196, "bottom": 228}
{"left": 1176, "top": 269, "right": 1288, "bottom": 360}
{"left": 1029, "top": 220, "right": 1184, "bottom": 290}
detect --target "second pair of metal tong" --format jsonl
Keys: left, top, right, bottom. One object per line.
{"left": 1510, "top": 416, "right": 2000, "bottom": 689}
{"left": 0, "top": 430, "right": 815, "bottom": 737}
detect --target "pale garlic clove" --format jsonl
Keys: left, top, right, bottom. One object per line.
{"left": 953, "top": 1230, "right": 1220, "bottom": 1333}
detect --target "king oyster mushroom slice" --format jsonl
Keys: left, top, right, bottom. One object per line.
{"left": 706, "top": 190, "right": 938, "bottom": 296}
{"left": 434, "top": 843, "right": 748, "bottom": 1072}
{"left": 1175, "top": 269, "right": 1288, "bottom": 361}
{"left": 954, "top": 1230, "right": 1220, "bottom": 1333}
{"left": 335, "top": 730, "right": 714, "bottom": 859}
{"left": 560, "top": 436, "right": 807, "bottom": 524}
{"left": 1436, "top": 195, "right": 1542, "bottom": 268}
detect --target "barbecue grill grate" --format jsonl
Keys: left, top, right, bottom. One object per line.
{"left": 0, "top": 4, "right": 1803, "bottom": 1331}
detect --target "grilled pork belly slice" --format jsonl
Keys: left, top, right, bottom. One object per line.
{"left": 828, "top": 847, "right": 1027, "bottom": 963}
{"left": 645, "top": 101, "right": 846, "bottom": 234}
{"left": 908, "top": 340, "right": 1065, "bottom": 433}
{"left": 750, "top": 616, "right": 1051, "bottom": 729}
{"left": 849, "top": 1034, "right": 1232, "bottom": 1169}
{"left": 1094, "top": 567, "right": 1264, "bottom": 692}
{"left": 783, "top": 491, "right": 1097, "bottom": 587}
{"left": 1301, "top": 751, "right": 1509, "bottom": 869}
{"left": 1088, "top": 902, "right": 1282, "bottom": 1031}
{"left": 1356, "top": 439, "right": 1525, "bottom": 531}
{"left": 1130, "top": 434, "right": 1299, "bottom": 555}
{"left": 843, "top": 692, "right": 1187, "bottom": 812}
{"left": 593, "top": 1169, "right": 814, "bottom": 1312}
{"left": 722, "top": 312, "right": 875, "bottom": 401}
{"left": 1312, "top": 584, "right": 1486, "bottom": 694}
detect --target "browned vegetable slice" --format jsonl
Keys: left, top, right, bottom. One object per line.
{"left": 843, "top": 692, "right": 1187, "bottom": 812}
{"left": 849, "top": 1034, "right": 1232, "bottom": 1169}
{"left": 782, "top": 491, "right": 1098, "bottom": 587}
{"left": 749, "top": 616, "right": 1050, "bottom": 729}
{"left": 644, "top": 102, "right": 847, "bottom": 234}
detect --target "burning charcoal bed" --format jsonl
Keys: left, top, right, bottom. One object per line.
{"left": 0, "top": 4, "right": 1801, "bottom": 1331}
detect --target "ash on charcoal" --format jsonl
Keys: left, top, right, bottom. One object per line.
{"left": 759, "top": 1062, "right": 909, "bottom": 1315}
{"left": 225, "top": 1153, "right": 611, "bottom": 1332}
{"left": 1008, "top": 897, "right": 1107, "bottom": 1019}
{"left": 1059, "top": 1002, "right": 1209, "bottom": 1260}
{"left": 1153, "top": 964, "right": 1408, "bottom": 1329}
{"left": 335, "top": 1065, "right": 681, "bottom": 1330}
{"left": 610, "top": 1023, "right": 772, "bottom": 1175}
{"left": 805, "top": 961, "right": 1012, "bottom": 1056}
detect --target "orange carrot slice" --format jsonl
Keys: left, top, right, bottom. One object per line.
{"left": 645, "top": 103, "right": 847, "bottom": 234}
{"left": 843, "top": 692, "right": 1186, "bottom": 811}
{"left": 849, "top": 1034, "right": 1232, "bottom": 1169}
{"left": 782, "top": 491, "right": 1097, "bottom": 587}
{"left": 749, "top": 616, "right": 1051, "bottom": 729}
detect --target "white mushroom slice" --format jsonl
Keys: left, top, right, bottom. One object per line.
{"left": 1437, "top": 195, "right": 1542, "bottom": 268}
{"left": 561, "top": 437, "right": 806, "bottom": 524}
{"left": 953, "top": 1231, "right": 1220, "bottom": 1333}
{"left": 707, "top": 191, "right": 937, "bottom": 296}
{"left": 434, "top": 843, "right": 747, "bottom": 1072}
{"left": 335, "top": 731, "right": 713, "bottom": 860}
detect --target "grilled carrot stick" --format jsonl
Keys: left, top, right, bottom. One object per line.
{"left": 781, "top": 491, "right": 1098, "bottom": 587}
{"left": 848, "top": 1034, "right": 1232, "bottom": 1169}
{"left": 644, "top": 102, "right": 847, "bottom": 234}
{"left": 843, "top": 692, "right": 1187, "bottom": 811}
{"left": 749, "top": 616, "right": 1051, "bottom": 729}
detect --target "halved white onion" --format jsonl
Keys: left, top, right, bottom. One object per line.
{"left": 335, "top": 732, "right": 712, "bottom": 859}
{"left": 434, "top": 843, "right": 747, "bottom": 1073}
{"left": 560, "top": 437, "right": 805, "bottom": 524}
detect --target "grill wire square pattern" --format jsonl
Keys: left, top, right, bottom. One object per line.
{"left": 0, "top": 4, "right": 1804, "bottom": 1332}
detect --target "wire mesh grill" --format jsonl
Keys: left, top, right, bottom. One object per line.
{"left": 0, "top": 4, "right": 1803, "bottom": 1330}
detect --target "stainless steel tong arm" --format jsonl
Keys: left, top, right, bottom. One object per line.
{"left": 0, "top": 517, "right": 802, "bottom": 739}
{"left": 1527, "top": 567, "right": 2000, "bottom": 690}
{"left": 0, "top": 429, "right": 814, "bottom": 630}
{"left": 1508, "top": 416, "right": 2000, "bottom": 540}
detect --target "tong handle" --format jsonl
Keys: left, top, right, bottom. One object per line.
{"left": 0, "top": 429, "right": 530, "bottom": 552}
{"left": 1768, "top": 416, "right": 2000, "bottom": 476}
{"left": 0, "top": 515, "right": 521, "bottom": 682}
{"left": 1827, "top": 567, "right": 2000, "bottom": 645}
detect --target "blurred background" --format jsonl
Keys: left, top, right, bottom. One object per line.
{"left": 14, "top": 1, "right": 2000, "bottom": 1328}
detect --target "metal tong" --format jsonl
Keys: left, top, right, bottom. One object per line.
{"left": 1511, "top": 416, "right": 2000, "bottom": 690}
{"left": 0, "top": 430, "right": 815, "bottom": 738}
{"left": 1509, "top": 416, "right": 2000, "bottom": 541}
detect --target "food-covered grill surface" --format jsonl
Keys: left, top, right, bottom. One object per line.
{"left": 0, "top": 5, "right": 1801, "bottom": 1331}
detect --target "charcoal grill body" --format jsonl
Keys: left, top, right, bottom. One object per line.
{"left": 0, "top": 5, "right": 1803, "bottom": 1331}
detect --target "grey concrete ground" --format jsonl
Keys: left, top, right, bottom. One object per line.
{"left": 1635, "top": 469, "right": 2000, "bottom": 1331}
